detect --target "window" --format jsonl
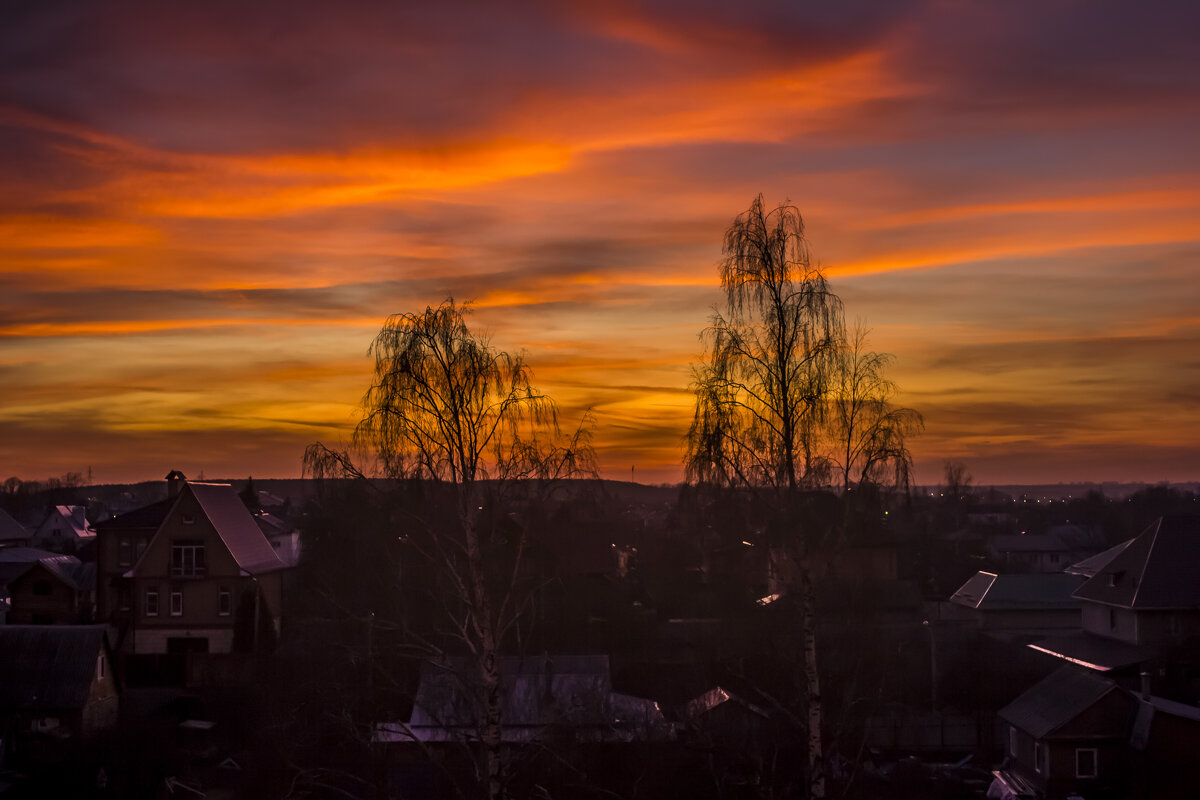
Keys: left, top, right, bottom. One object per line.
{"left": 97, "top": 654, "right": 105, "bottom": 679}
{"left": 33, "top": 579, "right": 53, "bottom": 596}
{"left": 1009, "top": 726, "right": 1018, "bottom": 756}
{"left": 118, "top": 536, "right": 133, "bottom": 567}
{"left": 1076, "top": 748, "right": 1098, "bottom": 778}
{"left": 170, "top": 591, "right": 184, "bottom": 616}
{"left": 182, "top": 514, "right": 196, "bottom": 525}
{"left": 118, "top": 584, "right": 131, "bottom": 611}
{"left": 171, "top": 541, "right": 206, "bottom": 577}
{"left": 146, "top": 589, "right": 159, "bottom": 617}
{"left": 1034, "top": 741, "right": 1045, "bottom": 774}
{"left": 218, "top": 587, "right": 232, "bottom": 616}
{"left": 1109, "top": 608, "right": 1118, "bottom": 630}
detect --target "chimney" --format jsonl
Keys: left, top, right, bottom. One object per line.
{"left": 165, "top": 470, "right": 187, "bottom": 498}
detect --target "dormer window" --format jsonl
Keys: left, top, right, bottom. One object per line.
{"left": 1108, "top": 570, "right": 1124, "bottom": 587}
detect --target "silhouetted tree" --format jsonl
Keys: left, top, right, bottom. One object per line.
{"left": 686, "top": 195, "right": 844, "bottom": 799}
{"left": 830, "top": 324, "right": 923, "bottom": 495}
{"left": 306, "top": 299, "right": 594, "bottom": 800}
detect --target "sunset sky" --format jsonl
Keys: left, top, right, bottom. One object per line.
{"left": 2, "top": 1, "right": 1198, "bottom": 486}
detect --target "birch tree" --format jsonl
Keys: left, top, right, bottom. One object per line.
{"left": 686, "top": 195, "right": 843, "bottom": 799}
{"left": 306, "top": 299, "right": 594, "bottom": 800}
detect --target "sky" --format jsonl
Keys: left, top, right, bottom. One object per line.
{"left": 1, "top": 0, "right": 1198, "bottom": 487}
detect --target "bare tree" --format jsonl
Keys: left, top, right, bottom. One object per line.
{"left": 306, "top": 299, "right": 594, "bottom": 800}
{"left": 686, "top": 195, "right": 843, "bottom": 799}
{"left": 830, "top": 324, "right": 924, "bottom": 495}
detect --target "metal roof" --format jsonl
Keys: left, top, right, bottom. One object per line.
{"left": 1065, "top": 538, "right": 1133, "bottom": 577}
{"left": 187, "top": 483, "right": 285, "bottom": 575}
{"left": 0, "top": 626, "right": 108, "bottom": 711}
{"left": 1027, "top": 632, "right": 1157, "bottom": 672}
{"left": 1074, "top": 515, "right": 1200, "bottom": 609}
{"left": 950, "top": 571, "right": 1085, "bottom": 610}
{"left": 998, "top": 665, "right": 1123, "bottom": 738}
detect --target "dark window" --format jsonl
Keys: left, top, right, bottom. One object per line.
{"left": 170, "top": 591, "right": 183, "bottom": 616}
{"left": 32, "top": 579, "right": 53, "bottom": 596}
{"left": 146, "top": 589, "right": 159, "bottom": 617}
{"left": 118, "top": 536, "right": 133, "bottom": 567}
{"left": 218, "top": 587, "right": 232, "bottom": 616}
{"left": 118, "top": 584, "right": 131, "bottom": 611}
{"left": 171, "top": 542, "right": 206, "bottom": 577}
{"left": 1109, "top": 608, "right": 1117, "bottom": 630}
{"left": 1076, "top": 748, "right": 1098, "bottom": 778}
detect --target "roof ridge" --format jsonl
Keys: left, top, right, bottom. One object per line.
{"left": 1130, "top": 518, "right": 1160, "bottom": 608}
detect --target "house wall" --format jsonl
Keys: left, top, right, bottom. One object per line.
{"left": 131, "top": 491, "right": 250, "bottom": 655}
{"left": 1081, "top": 603, "right": 1139, "bottom": 643}
{"left": 132, "top": 627, "right": 235, "bottom": 655}
{"left": 1131, "top": 610, "right": 1200, "bottom": 647}
{"left": 7, "top": 565, "right": 78, "bottom": 624}
{"left": 1044, "top": 739, "right": 1128, "bottom": 797}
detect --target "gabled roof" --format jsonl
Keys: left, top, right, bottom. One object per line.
{"left": 395, "top": 655, "right": 667, "bottom": 742}
{"left": 1028, "top": 631, "right": 1158, "bottom": 672}
{"left": 998, "top": 665, "right": 1124, "bottom": 738}
{"left": 950, "top": 571, "right": 1084, "bottom": 610}
{"left": 95, "top": 497, "right": 173, "bottom": 533}
{"left": 0, "top": 626, "right": 109, "bottom": 711}
{"left": 18, "top": 555, "right": 92, "bottom": 591}
{"left": 186, "top": 483, "right": 285, "bottom": 575}
{"left": 0, "top": 508, "right": 29, "bottom": 543}
{"left": 50, "top": 505, "right": 95, "bottom": 538}
{"left": 1074, "top": 516, "right": 1200, "bottom": 609}
{"left": 1066, "top": 538, "right": 1133, "bottom": 578}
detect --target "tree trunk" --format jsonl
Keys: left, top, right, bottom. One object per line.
{"left": 800, "top": 564, "right": 825, "bottom": 799}
{"left": 464, "top": 508, "right": 504, "bottom": 800}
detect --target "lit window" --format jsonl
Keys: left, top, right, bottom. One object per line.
{"left": 218, "top": 587, "right": 232, "bottom": 616}
{"left": 146, "top": 589, "right": 159, "bottom": 617}
{"left": 171, "top": 542, "right": 206, "bottom": 577}
{"left": 1076, "top": 748, "right": 1098, "bottom": 778}
{"left": 170, "top": 591, "right": 184, "bottom": 616}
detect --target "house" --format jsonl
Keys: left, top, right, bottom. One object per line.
{"left": 0, "top": 626, "right": 118, "bottom": 767}
{"left": 0, "top": 508, "right": 30, "bottom": 548}
{"left": 1029, "top": 515, "right": 1200, "bottom": 680}
{"left": 0, "top": 546, "right": 65, "bottom": 624}
{"left": 30, "top": 505, "right": 95, "bottom": 555}
{"left": 375, "top": 654, "right": 668, "bottom": 744}
{"left": 6, "top": 556, "right": 95, "bottom": 624}
{"left": 988, "top": 525, "right": 1105, "bottom": 573}
{"left": 944, "top": 571, "right": 1084, "bottom": 638}
{"left": 123, "top": 481, "right": 286, "bottom": 669}
{"left": 991, "top": 665, "right": 1138, "bottom": 800}
{"left": 93, "top": 472, "right": 180, "bottom": 637}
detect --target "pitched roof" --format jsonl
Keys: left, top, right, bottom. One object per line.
{"left": 1066, "top": 538, "right": 1133, "bottom": 577}
{"left": 0, "top": 626, "right": 108, "bottom": 711}
{"left": 17, "top": 555, "right": 92, "bottom": 591}
{"left": 950, "top": 571, "right": 1084, "bottom": 610}
{"left": 398, "top": 655, "right": 666, "bottom": 742}
{"left": 1028, "top": 631, "right": 1158, "bottom": 672}
{"left": 998, "top": 665, "right": 1124, "bottom": 738}
{"left": 187, "top": 483, "right": 285, "bottom": 575}
{"left": 1074, "top": 516, "right": 1200, "bottom": 609}
{"left": 0, "top": 508, "right": 28, "bottom": 542}
{"left": 95, "top": 497, "right": 173, "bottom": 532}
{"left": 51, "top": 505, "right": 95, "bottom": 538}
